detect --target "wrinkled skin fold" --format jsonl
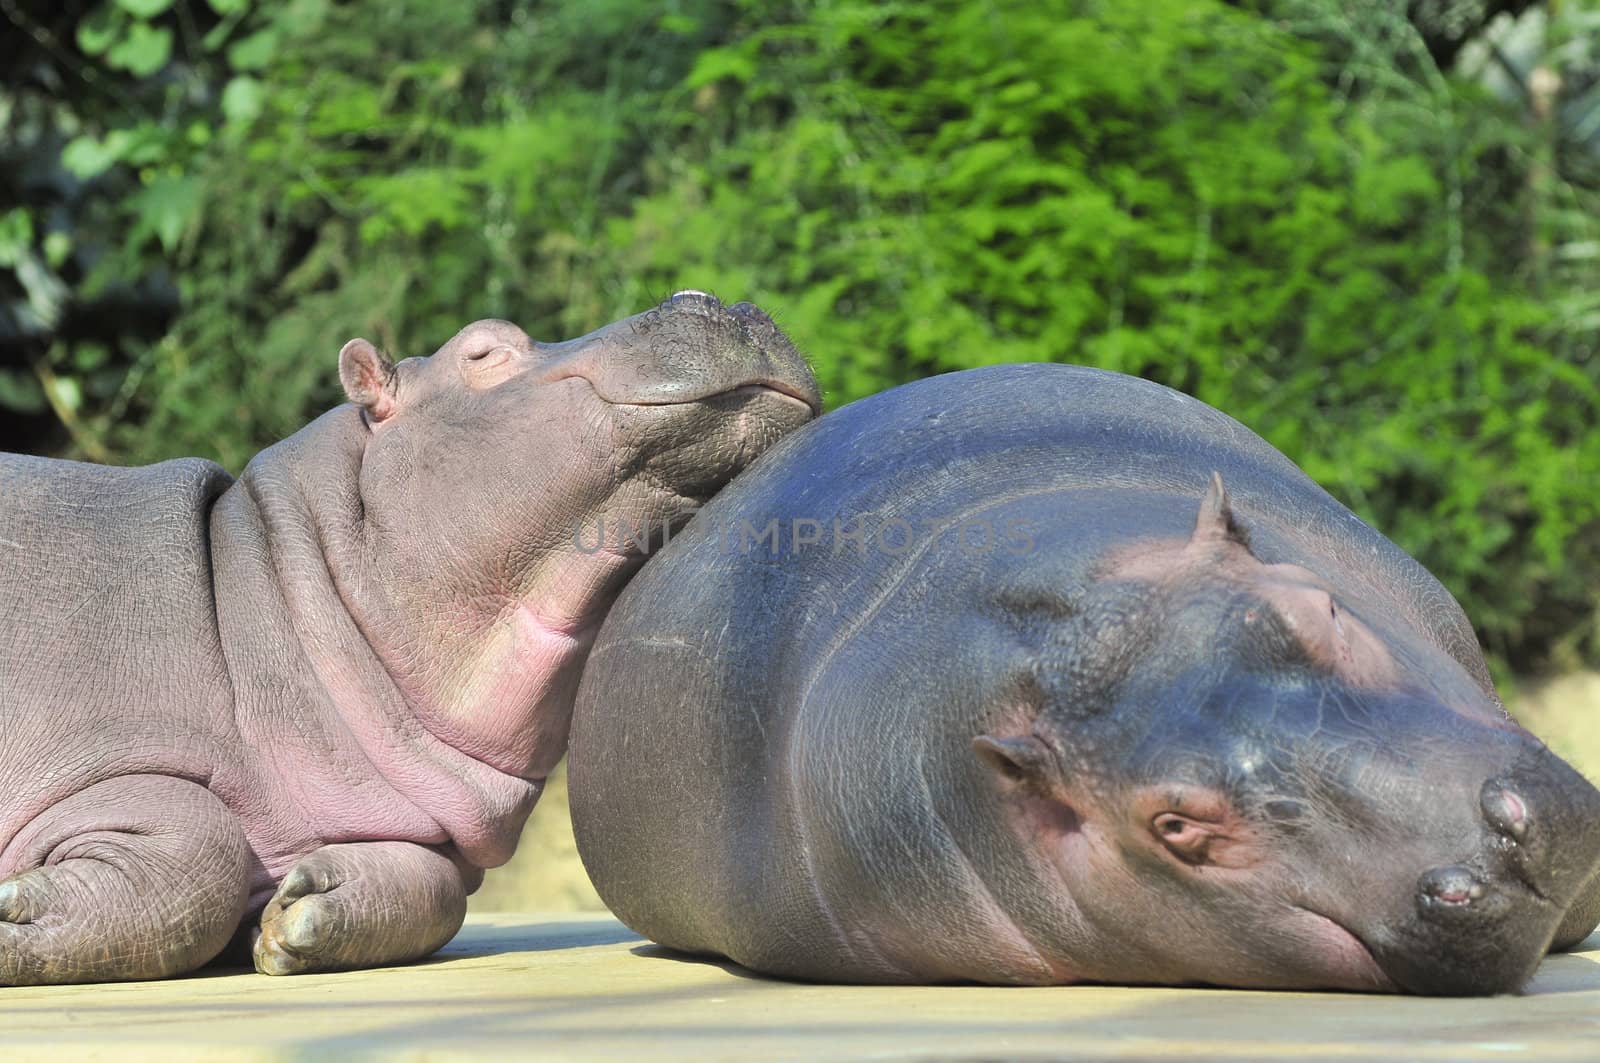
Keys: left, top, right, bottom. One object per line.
{"left": 0, "top": 291, "right": 819, "bottom": 985}
{"left": 569, "top": 363, "right": 1600, "bottom": 996}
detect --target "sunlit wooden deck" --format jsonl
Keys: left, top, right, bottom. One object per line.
{"left": 3, "top": 914, "right": 1598, "bottom": 1060}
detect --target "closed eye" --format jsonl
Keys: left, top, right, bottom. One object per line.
{"left": 1152, "top": 812, "right": 1214, "bottom": 864}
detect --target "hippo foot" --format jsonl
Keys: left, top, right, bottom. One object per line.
{"left": 253, "top": 858, "right": 346, "bottom": 976}
{"left": 253, "top": 841, "right": 470, "bottom": 976}
{"left": 0, "top": 775, "right": 250, "bottom": 985}
{"left": 0, "top": 870, "right": 67, "bottom": 983}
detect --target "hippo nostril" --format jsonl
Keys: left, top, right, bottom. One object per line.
{"left": 1419, "top": 865, "right": 1485, "bottom": 907}
{"left": 1481, "top": 782, "right": 1529, "bottom": 841}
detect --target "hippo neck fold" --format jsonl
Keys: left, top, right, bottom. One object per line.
{"left": 210, "top": 407, "right": 539, "bottom": 869}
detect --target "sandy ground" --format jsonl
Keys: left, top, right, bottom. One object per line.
{"left": 473, "top": 671, "right": 1600, "bottom": 916}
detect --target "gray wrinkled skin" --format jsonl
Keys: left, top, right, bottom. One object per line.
{"left": 569, "top": 363, "right": 1600, "bottom": 996}
{"left": 0, "top": 291, "right": 818, "bottom": 985}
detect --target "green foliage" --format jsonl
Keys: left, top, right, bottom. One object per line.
{"left": 2, "top": 0, "right": 1599, "bottom": 670}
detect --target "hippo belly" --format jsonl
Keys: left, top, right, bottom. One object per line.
{"left": 569, "top": 363, "right": 1600, "bottom": 995}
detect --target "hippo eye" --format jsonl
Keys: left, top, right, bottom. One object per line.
{"left": 1151, "top": 812, "right": 1214, "bottom": 864}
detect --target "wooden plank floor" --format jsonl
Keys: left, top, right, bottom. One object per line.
{"left": 3, "top": 914, "right": 1598, "bottom": 1061}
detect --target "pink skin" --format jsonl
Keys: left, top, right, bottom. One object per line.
{"left": 0, "top": 295, "right": 819, "bottom": 983}
{"left": 214, "top": 314, "right": 816, "bottom": 894}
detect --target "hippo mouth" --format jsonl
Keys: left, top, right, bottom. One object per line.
{"left": 708, "top": 381, "right": 821, "bottom": 415}
{"left": 535, "top": 288, "right": 823, "bottom": 414}
{"left": 553, "top": 373, "right": 822, "bottom": 417}
{"left": 1292, "top": 907, "right": 1396, "bottom": 992}
{"left": 609, "top": 379, "right": 821, "bottom": 416}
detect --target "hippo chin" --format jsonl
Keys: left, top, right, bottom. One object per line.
{"left": 569, "top": 362, "right": 1600, "bottom": 996}
{"left": 0, "top": 291, "right": 818, "bottom": 985}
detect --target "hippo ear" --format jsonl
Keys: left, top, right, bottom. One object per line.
{"left": 1191, "top": 471, "right": 1250, "bottom": 550}
{"left": 339, "top": 338, "right": 399, "bottom": 422}
{"left": 973, "top": 733, "right": 1055, "bottom": 790}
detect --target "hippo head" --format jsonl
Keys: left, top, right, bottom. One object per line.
{"left": 973, "top": 476, "right": 1600, "bottom": 995}
{"left": 338, "top": 289, "right": 817, "bottom": 585}
{"left": 327, "top": 290, "right": 818, "bottom": 775}
{"left": 340, "top": 290, "right": 818, "bottom": 545}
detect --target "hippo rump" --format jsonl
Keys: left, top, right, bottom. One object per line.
{"left": 568, "top": 362, "right": 1600, "bottom": 996}
{"left": 0, "top": 291, "right": 818, "bottom": 985}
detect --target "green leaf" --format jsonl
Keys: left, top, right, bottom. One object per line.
{"left": 75, "top": 7, "right": 122, "bottom": 56}
{"left": 60, "top": 131, "right": 132, "bottom": 179}
{"left": 72, "top": 343, "right": 111, "bottom": 371}
{"left": 43, "top": 231, "right": 73, "bottom": 270}
{"left": 685, "top": 46, "right": 756, "bottom": 89}
{"left": 106, "top": 22, "right": 172, "bottom": 76}
{"left": 122, "top": 122, "right": 178, "bottom": 166}
{"left": 221, "top": 76, "right": 265, "bottom": 125}
{"left": 0, "top": 369, "right": 47, "bottom": 415}
{"left": 128, "top": 175, "right": 202, "bottom": 253}
{"left": 352, "top": 169, "right": 472, "bottom": 241}
{"left": 114, "top": 0, "right": 176, "bottom": 18}
{"left": 0, "top": 209, "right": 34, "bottom": 268}
{"left": 276, "top": 0, "right": 330, "bottom": 36}
{"left": 227, "top": 29, "right": 278, "bottom": 71}
{"left": 206, "top": 0, "right": 249, "bottom": 13}
{"left": 202, "top": 18, "right": 236, "bottom": 51}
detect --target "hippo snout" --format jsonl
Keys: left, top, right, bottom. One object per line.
{"left": 1483, "top": 756, "right": 1600, "bottom": 902}
{"left": 543, "top": 289, "right": 821, "bottom": 414}
{"left": 1370, "top": 756, "right": 1600, "bottom": 995}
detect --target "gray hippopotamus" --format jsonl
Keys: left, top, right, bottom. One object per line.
{"left": 0, "top": 290, "right": 818, "bottom": 985}
{"left": 569, "top": 362, "right": 1600, "bottom": 996}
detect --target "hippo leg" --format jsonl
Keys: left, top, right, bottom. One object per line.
{"left": 253, "top": 841, "right": 472, "bottom": 975}
{"left": 0, "top": 775, "right": 251, "bottom": 984}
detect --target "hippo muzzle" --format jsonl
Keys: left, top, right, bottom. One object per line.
{"left": 1358, "top": 742, "right": 1600, "bottom": 995}
{"left": 537, "top": 290, "right": 821, "bottom": 414}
